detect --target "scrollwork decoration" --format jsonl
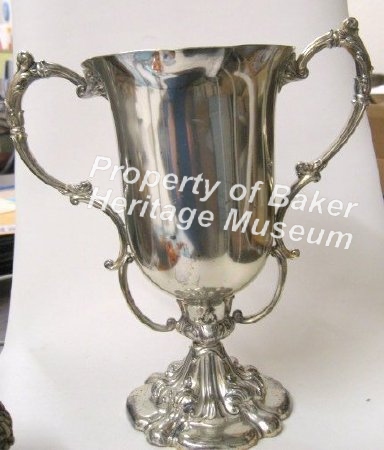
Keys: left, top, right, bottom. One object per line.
{"left": 235, "top": 18, "right": 372, "bottom": 326}
{"left": 5, "top": 51, "right": 176, "bottom": 333}
{"left": 276, "top": 17, "right": 372, "bottom": 259}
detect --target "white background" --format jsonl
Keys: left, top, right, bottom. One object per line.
{"left": 1, "top": 1, "right": 384, "bottom": 449}
{"left": 349, "top": 0, "right": 384, "bottom": 73}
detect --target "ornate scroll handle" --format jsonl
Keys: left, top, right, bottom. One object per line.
{"left": 6, "top": 51, "right": 176, "bottom": 333}
{"left": 119, "top": 258, "right": 177, "bottom": 332}
{"left": 232, "top": 247, "right": 287, "bottom": 325}
{"left": 277, "top": 17, "right": 372, "bottom": 259}
{"left": 234, "top": 18, "right": 371, "bottom": 326}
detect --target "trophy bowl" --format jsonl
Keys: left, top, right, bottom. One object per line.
{"left": 6, "top": 18, "right": 371, "bottom": 449}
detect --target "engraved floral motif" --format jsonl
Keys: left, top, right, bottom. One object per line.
{"left": 176, "top": 291, "right": 235, "bottom": 344}
{"left": 59, "top": 180, "right": 94, "bottom": 205}
{"left": 128, "top": 343, "right": 290, "bottom": 448}
{"left": 80, "top": 65, "right": 107, "bottom": 99}
{"left": 176, "top": 314, "right": 235, "bottom": 344}
{"left": 295, "top": 160, "right": 322, "bottom": 181}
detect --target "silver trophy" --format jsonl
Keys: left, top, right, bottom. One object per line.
{"left": 6, "top": 18, "right": 371, "bottom": 449}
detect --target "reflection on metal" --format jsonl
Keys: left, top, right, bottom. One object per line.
{"left": 6, "top": 17, "right": 371, "bottom": 449}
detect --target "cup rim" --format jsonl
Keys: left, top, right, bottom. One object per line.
{"left": 82, "top": 43, "right": 294, "bottom": 66}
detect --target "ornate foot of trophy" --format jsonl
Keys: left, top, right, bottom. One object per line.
{"left": 6, "top": 18, "right": 371, "bottom": 449}
{"left": 128, "top": 292, "right": 290, "bottom": 449}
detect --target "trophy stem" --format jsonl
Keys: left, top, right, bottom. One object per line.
{"left": 127, "top": 292, "right": 291, "bottom": 449}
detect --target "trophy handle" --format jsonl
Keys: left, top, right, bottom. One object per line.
{"left": 5, "top": 51, "right": 129, "bottom": 268}
{"left": 6, "top": 52, "right": 177, "bottom": 333}
{"left": 276, "top": 17, "right": 372, "bottom": 259}
{"left": 233, "top": 248, "right": 287, "bottom": 324}
{"left": 233, "top": 18, "right": 371, "bottom": 326}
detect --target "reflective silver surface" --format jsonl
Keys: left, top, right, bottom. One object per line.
{"left": 6, "top": 17, "right": 372, "bottom": 450}
{"left": 84, "top": 45, "right": 292, "bottom": 296}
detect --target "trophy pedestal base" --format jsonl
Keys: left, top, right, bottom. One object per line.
{"left": 127, "top": 343, "right": 291, "bottom": 449}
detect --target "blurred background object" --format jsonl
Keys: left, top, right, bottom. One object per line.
{"left": 367, "top": 74, "right": 384, "bottom": 193}
{"left": 0, "top": 0, "right": 12, "bottom": 176}
{"left": 348, "top": 0, "right": 384, "bottom": 193}
{"left": 0, "top": 0, "right": 13, "bottom": 352}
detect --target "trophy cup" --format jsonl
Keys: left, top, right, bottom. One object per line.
{"left": 6, "top": 18, "right": 371, "bottom": 449}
